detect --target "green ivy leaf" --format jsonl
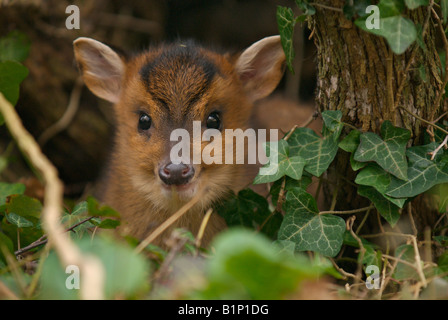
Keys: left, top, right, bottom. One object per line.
{"left": 279, "top": 188, "right": 345, "bottom": 257}
{"left": 288, "top": 129, "right": 339, "bottom": 177}
{"left": 199, "top": 228, "right": 321, "bottom": 299}
{"left": 356, "top": 16, "right": 417, "bottom": 55}
{"left": 0, "top": 31, "right": 31, "bottom": 62}
{"left": 254, "top": 140, "right": 307, "bottom": 184}
{"left": 393, "top": 244, "right": 420, "bottom": 280}
{"left": 270, "top": 175, "right": 312, "bottom": 206}
{"left": 216, "top": 189, "right": 282, "bottom": 239}
{"left": 378, "top": 0, "right": 405, "bottom": 17}
{"left": 5, "top": 194, "right": 42, "bottom": 219}
{"left": 354, "top": 120, "right": 410, "bottom": 180}
{"left": 277, "top": 6, "right": 296, "bottom": 73}
{"left": 287, "top": 111, "right": 342, "bottom": 177}
{"left": 6, "top": 212, "right": 34, "bottom": 228}
{"left": 405, "top": 0, "right": 428, "bottom": 9}
{"left": 95, "top": 219, "right": 121, "bottom": 229}
{"left": 386, "top": 144, "right": 448, "bottom": 198}
{"left": 339, "top": 130, "right": 361, "bottom": 153}
{"left": 295, "top": 0, "right": 316, "bottom": 16}
{"left": 358, "top": 185, "right": 401, "bottom": 227}
{"left": 39, "top": 236, "right": 150, "bottom": 300}
{"left": 87, "top": 196, "right": 120, "bottom": 218}
{"left": 0, "top": 182, "right": 25, "bottom": 206}
{"left": 0, "top": 60, "right": 28, "bottom": 106}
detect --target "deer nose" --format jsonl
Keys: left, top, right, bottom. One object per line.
{"left": 158, "top": 162, "right": 195, "bottom": 186}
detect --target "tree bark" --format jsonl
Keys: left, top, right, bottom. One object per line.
{"left": 310, "top": 0, "right": 443, "bottom": 231}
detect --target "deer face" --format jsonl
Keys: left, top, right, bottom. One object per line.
{"left": 74, "top": 36, "right": 285, "bottom": 211}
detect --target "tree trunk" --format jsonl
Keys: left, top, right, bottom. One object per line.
{"left": 310, "top": 1, "right": 443, "bottom": 232}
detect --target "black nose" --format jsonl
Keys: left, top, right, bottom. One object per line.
{"left": 158, "top": 162, "right": 195, "bottom": 186}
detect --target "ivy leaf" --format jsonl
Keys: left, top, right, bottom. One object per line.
{"left": 354, "top": 121, "right": 410, "bottom": 180}
{"left": 339, "top": 130, "right": 361, "bottom": 153}
{"left": 0, "top": 61, "right": 28, "bottom": 106}
{"left": 278, "top": 188, "right": 345, "bottom": 257}
{"left": 0, "top": 183, "right": 25, "bottom": 206}
{"left": 200, "top": 228, "right": 321, "bottom": 299}
{"left": 6, "top": 212, "right": 34, "bottom": 228}
{"left": 94, "top": 219, "right": 121, "bottom": 229}
{"left": 386, "top": 144, "right": 448, "bottom": 198}
{"left": 322, "top": 110, "right": 344, "bottom": 140}
{"left": 356, "top": 15, "right": 417, "bottom": 54}
{"left": 254, "top": 140, "right": 306, "bottom": 184}
{"left": 378, "top": 0, "right": 405, "bottom": 17}
{"left": 405, "top": 0, "right": 428, "bottom": 9}
{"left": 5, "top": 194, "right": 42, "bottom": 219}
{"left": 393, "top": 244, "right": 420, "bottom": 280}
{"left": 87, "top": 196, "right": 120, "bottom": 218}
{"left": 270, "top": 175, "right": 312, "bottom": 206}
{"left": 289, "top": 128, "right": 339, "bottom": 177}
{"left": 216, "top": 189, "right": 282, "bottom": 239}
{"left": 295, "top": 0, "right": 316, "bottom": 16}
{"left": 0, "top": 31, "right": 31, "bottom": 62}
{"left": 287, "top": 111, "right": 342, "bottom": 177}
{"left": 277, "top": 6, "right": 296, "bottom": 73}
{"left": 339, "top": 130, "right": 367, "bottom": 171}
{"left": 358, "top": 185, "right": 401, "bottom": 227}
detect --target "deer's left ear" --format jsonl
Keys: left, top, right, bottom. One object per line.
{"left": 234, "top": 36, "right": 286, "bottom": 102}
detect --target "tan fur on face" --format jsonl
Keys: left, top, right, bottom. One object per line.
{"left": 74, "top": 37, "right": 286, "bottom": 247}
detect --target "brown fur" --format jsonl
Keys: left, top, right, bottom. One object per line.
{"left": 74, "top": 37, "right": 316, "bottom": 248}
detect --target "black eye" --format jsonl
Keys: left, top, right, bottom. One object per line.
{"left": 206, "top": 112, "right": 221, "bottom": 130}
{"left": 138, "top": 113, "right": 152, "bottom": 131}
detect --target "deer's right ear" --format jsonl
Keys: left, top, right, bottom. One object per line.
{"left": 73, "top": 37, "right": 125, "bottom": 103}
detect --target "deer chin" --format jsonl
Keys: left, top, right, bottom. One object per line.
{"left": 159, "top": 180, "right": 199, "bottom": 202}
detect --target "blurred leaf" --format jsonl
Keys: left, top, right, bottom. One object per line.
{"left": 404, "top": 0, "right": 428, "bottom": 9}
{"left": 0, "top": 61, "right": 28, "bottom": 106}
{"left": 0, "top": 31, "right": 30, "bottom": 62}
{"left": 393, "top": 244, "right": 420, "bottom": 280}
{"left": 198, "top": 228, "right": 321, "bottom": 299}
{"left": 87, "top": 196, "right": 120, "bottom": 218}
{"left": 39, "top": 236, "right": 150, "bottom": 300}
{"left": 0, "top": 183, "right": 25, "bottom": 206}
{"left": 5, "top": 194, "right": 42, "bottom": 219}
{"left": 6, "top": 212, "right": 33, "bottom": 228}
{"left": 443, "top": 0, "right": 448, "bottom": 24}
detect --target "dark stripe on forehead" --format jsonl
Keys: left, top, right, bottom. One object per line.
{"left": 139, "top": 41, "right": 218, "bottom": 113}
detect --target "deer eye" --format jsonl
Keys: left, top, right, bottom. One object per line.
{"left": 138, "top": 113, "right": 152, "bottom": 131}
{"left": 206, "top": 112, "right": 221, "bottom": 130}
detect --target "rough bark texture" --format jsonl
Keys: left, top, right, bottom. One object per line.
{"left": 310, "top": 1, "right": 443, "bottom": 232}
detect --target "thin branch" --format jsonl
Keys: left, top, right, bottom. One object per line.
{"left": 135, "top": 192, "right": 202, "bottom": 253}
{"left": 195, "top": 208, "right": 213, "bottom": 250}
{"left": 398, "top": 106, "right": 448, "bottom": 136}
{"left": 320, "top": 205, "right": 375, "bottom": 215}
{"left": 309, "top": 2, "right": 343, "bottom": 12}
{"left": 14, "top": 216, "right": 94, "bottom": 256}
{"left": 429, "top": 134, "right": 448, "bottom": 160}
{"left": 0, "top": 93, "right": 104, "bottom": 300}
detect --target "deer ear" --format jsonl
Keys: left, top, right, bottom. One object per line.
{"left": 73, "top": 37, "right": 125, "bottom": 103}
{"left": 235, "top": 36, "right": 286, "bottom": 102}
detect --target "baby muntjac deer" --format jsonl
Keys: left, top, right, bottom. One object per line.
{"left": 73, "top": 36, "right": 286, "bottom": 247}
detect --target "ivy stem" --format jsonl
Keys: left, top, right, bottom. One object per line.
{"left": 319, "top": 205, "right": 375, "bottom": 215}
{"left": 398, "top": 106, "right": 448, "bottom": 136}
